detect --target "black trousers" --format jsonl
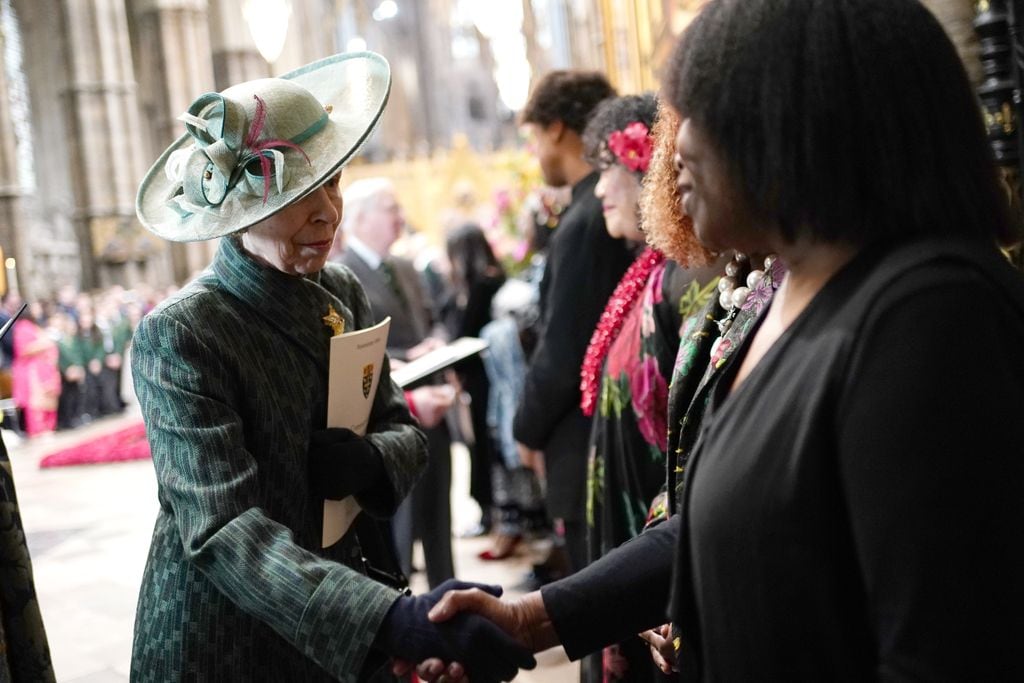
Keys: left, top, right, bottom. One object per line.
{"left": 459, "top": 359, "right": 494, "bottom": 514}
{"left": 57, "top": 378, "right": 85, "bottom": 429}
{"left": 392, "top": 423, "right": 454, "bottom": 588}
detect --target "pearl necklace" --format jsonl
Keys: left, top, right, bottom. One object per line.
{"left": 709, "top": 253, "right": 780, "bottom": 359}
{"left": 716, "top": 253, "right": 765, "bottom": 329}
{"left": 580, "top": 248, "right": 666, "bottom": 417}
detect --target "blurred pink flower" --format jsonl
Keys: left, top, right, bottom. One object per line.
{"left": 631, "top": 356, "right": 668, "bottom": 450}
{"left": 513, "top": 239, "right": 529, "bottom": 262}
{"left": 494, "top": 188, "right": 512, "bottom": 214}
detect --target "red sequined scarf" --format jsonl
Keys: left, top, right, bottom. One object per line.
{"left": 580, "top": 247, "right": 666, "bottom": 417}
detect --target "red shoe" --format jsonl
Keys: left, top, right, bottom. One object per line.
{"left": 477, "top": 534, "right": 522, "bottom": 561}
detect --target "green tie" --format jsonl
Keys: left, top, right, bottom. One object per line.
{"left": 379, "top": 259, "right": 409, "bottom": 310}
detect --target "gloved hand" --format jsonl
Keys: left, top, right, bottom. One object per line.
{"left": 373, "top": 579, "right": 537, "bottom": 683}
{"left": 307, "top": 428, "right": 385, "bottom": 500}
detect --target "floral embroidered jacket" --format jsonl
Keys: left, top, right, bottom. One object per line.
{"left": 585, "top": 260, "right": 721, "bottom": 555}
{"left": 652, "top": 257, "right": 786, "bottom": 521}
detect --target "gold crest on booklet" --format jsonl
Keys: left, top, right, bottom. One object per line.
{"left": 362, "top": 364, "right": 374, "bottom": 398}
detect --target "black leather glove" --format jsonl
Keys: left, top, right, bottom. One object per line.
{"left": 373, "top": 579, "right": 537, "bottom": 683}
{"left": 307, "top": 428, "right": 386, "bottom": 500}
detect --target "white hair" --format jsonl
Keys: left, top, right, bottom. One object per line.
{"left": 341, "top": 177, "right": 395, "bottom": 233}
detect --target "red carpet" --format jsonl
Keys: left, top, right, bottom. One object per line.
{"left": 39, "top": 420, "right": 151, "bottom": 468}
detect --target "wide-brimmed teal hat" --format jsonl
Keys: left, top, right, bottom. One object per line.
{"left": 137, "top": 51, "right": 390, "bottom": 242}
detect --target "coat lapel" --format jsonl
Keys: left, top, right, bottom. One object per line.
{"left": 212, "top": 236, "right": 356, "bottom": 374}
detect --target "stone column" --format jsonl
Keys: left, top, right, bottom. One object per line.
{"left": 0, "top": 24, "right": 28, "bottom": 299}
{"left": 129, "top": 0, "right": 218, "bottom": 282}
{"left": 11, "top": 0, "right": 81, "bottom": 298}
{"left": 276, "top": 0, "right": 336, "bottom": 74}
{"left": 207, "top": 0, "right": 270, "bottom": 89}
{"left": 59, "top": 0, "right": 167, "bottom": 291}
{"left": 566, "top": 0, "right": 606, "bottom": 73}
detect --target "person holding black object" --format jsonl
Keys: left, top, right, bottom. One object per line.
{"left": 407, "top": 1, "right": 1024, "bottom": 680}
{"left": 512, "top": 70, "right": 634, "bottom": 574}
{"left": 0, "top": 302, "right": 54, "bottom": 681}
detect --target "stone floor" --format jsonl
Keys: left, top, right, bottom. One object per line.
{"left": 8, "top": 410, "right": 577, "bottom": 682}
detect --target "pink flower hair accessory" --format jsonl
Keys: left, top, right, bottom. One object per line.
{"left": 607, "top": 122, "right": 653, "bottom": 174}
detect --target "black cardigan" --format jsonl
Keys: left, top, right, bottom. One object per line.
{"left": 543, "top": 239, "right": 1024, "bottom": 681}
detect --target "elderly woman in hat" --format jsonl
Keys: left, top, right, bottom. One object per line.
{"left": 132, "top": 53, "right": 533, "bottom": 682}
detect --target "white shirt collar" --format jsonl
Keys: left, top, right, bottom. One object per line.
{"left": 346, "top": 235, "right": 384, "bottom": 270}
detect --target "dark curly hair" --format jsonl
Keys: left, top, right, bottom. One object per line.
{"left": 664, "top": 0, "right": 1014, "bottom": 246}
{"left": 582, "top": 93, "right": 658, "bottom": 174}
{"left": 520, "top": 70, "right": 617, "bottom": 135}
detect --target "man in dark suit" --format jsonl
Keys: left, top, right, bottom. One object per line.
{"left": 334, "top": 177, "right": 456, "bottom": 588}
{"left": 512, "top": 71, "right": 633, "bottom": 573}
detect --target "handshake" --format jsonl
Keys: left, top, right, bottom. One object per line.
{"left": 374, "top": 579, "right": 554, "bottom": 682}
{"left": 306, "top": 431, "right": 557, "bottom": 680}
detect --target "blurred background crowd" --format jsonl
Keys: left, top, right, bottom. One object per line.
{"left": 0, "top": 285, "right": 173, "bottom": 437}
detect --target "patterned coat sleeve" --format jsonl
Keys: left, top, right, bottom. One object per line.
{"left": 132, "top": 308, "right": 406, "bottom": 681}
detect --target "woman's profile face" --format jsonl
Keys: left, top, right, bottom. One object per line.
{"left": 241, "top": 174, "right": 343, "bottom": 276}
{"left": 595, "top": 163, "right": 643, "bottom": 241}
{"left": 674, "top": 117, "right": 760, "bottom": 254}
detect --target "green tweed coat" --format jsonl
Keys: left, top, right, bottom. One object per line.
{"left": 130, "top": 236, "right": 427, "bottom": 682}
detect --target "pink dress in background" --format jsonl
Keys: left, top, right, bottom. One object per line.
{"left": 11, "top": 320, "right": 60, "bottom": 435}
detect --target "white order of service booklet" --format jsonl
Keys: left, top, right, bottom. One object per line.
{"left": 389, "top": 336, "right": 489, "bottom": 388}
{"left": 322, "top": 316, "right": 391, "bottom": 548}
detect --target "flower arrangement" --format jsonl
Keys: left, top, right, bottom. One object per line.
{"left": 485, "top": 151, "right": 568, "bottom": 275}
{"left": 480, "top": 151, "right": 537, "bottom": 274}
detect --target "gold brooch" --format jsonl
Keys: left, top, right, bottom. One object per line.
{"left": 322, "top": 304, "right": 345, "bottom": 336}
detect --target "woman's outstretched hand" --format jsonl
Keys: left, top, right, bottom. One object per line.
{"left": 375, "top": 580, "right": 536, "bottom": 683}
{"left": 429, "top": 588, "right": 553, "bottom": 651}
{"left": 392, "top": 587, "right": 559, "bottom": 681}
